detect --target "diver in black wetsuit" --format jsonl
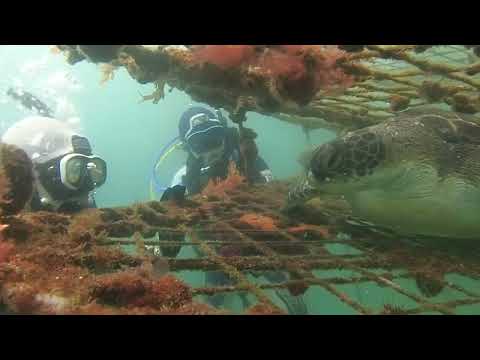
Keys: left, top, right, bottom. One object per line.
{"left": 3, "top": 89, "right": 107, "bottom": 213}
{"left": 167, "top": 106, "right": 272, "bottom": 196}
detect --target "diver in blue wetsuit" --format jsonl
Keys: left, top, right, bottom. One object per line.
{"left": 3, "top": 89, "right": 107, "bottom": 213}
{"left": 167, "top": 106, "right": 273, "bottom": 195}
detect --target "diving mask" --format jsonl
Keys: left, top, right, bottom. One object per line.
{"left": 59, "top": 153, "right": 107, "bottom": 190}
{"left": 36, "top": 153, "right": 107, "bottom": 201}
{"left": 191, "top": 140, "right": 225, "bottom": 167}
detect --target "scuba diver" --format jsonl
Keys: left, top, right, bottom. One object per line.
{"left": 2, "top": 88, "right": 107, "bottom": 213}
{"left": 154, "top": 106, "right": 307, "bottom": 314}
{"left": 164, "top": 106, "right": 273, "bottom": 197}
{"left": 6, "top": 87, "right": 54, "bottom": 118}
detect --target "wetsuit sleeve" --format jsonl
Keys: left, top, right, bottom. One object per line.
{"left": 171, "top": 166, "right": 187, "bottom": 187}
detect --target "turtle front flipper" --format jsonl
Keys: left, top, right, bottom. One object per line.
{"left": 287, "top": 171, "right": 319, "bottom": 204}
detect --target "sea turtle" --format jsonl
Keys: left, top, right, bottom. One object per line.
{"left": 289, "top": 107, "right": 480, "bottom": 240}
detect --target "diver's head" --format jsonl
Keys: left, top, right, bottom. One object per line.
{"left": 1, "top": 116, "right": 107, "bottom": 212}
{"left": 179, "top": 107, "right": 226, "bottom": 167}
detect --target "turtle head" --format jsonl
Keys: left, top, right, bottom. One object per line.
{"left": 313, "top": 130, "right": 386, "bottom": 179}
{"left": 290, "top": 129, "right": 392, "bottom": 201}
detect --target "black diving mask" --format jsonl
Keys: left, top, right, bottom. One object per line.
{"left": 36, "top": 153, "right": 107, "bottom": 201}
{"left": 187, "top": 125, "right": 226, "bottom": 166}
{"left": 191, "top": 139, "right": 225, "bottom": 167}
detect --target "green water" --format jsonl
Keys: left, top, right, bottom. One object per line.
{"left": 1, "top": 45, "right": 479, "bottom": 315}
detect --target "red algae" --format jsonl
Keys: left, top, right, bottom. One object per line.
{"left": 3, "top": 173, "right": 480, "bottom": 315}
{"left": 277, "top": 45, "right": 309, "bottom": 56}
{"left": 69, "top": 302, "right": 222, "bottom": 315}
{"left": 90, "top": 271, "right": 192, "bottom": 310}
{"left": 171, "top": 302, "right": 227, "bottom": 315}
{"left": 245, "top": 303, "right": 285, "bottom": 315}
{"left": 280, "top": 46, "right": 354, "bottom": 93}
{"left": 147, "top": 275, "right": 192, "bottom": 308}
{"left": 1, "top": 283, "right": 41, "bottom": 314}
{"left": 0, "top": 242, "right": 15, "bottom": 263}
{"left": 286, "top": 224, "right": 330, "bottom": 238}
{"left": 238, "top": 213, "right": 278, "bottom": 232}
{"left": 201, "top": 162, "right": 246, "bottom": 199}
{"left": 311, "top": 46, "right": 355, "bottom": 94}
{"left": 252, "top": 46, "right": 354, "bottom": 104}
{"left": 259, "top": 49, "right": 307, "bottom": 79}
{"left": 90, "top": 272, "right": 149, "bottom": 306}
{"left": 192, "top": 45, "right": 256, "bottom": 70}
{"left": 191, "top": 45, "right": 354, "bottom": 105}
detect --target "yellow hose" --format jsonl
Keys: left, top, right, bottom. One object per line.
{"left": 149, "top": 141, "right": 184, "bottom": 200}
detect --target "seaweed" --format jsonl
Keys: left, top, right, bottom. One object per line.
{"left": 237, "top": 213, "right": 278, "bottom": 232}
{"left": 245, "top": 303, "right": 286, "bottom": 315}
{"left": 99, "top": 63, "right": 117, "bottom": 86}
{"left": 90, "top": 271, "right": 192, "bottom": 309}
{"left": 201, "top": 162, "right": 246, "bottom": 200}
{"left": 2, "top": 175, "right": 480, "bottom": 315}
{"left": 0, "top": 240, "right": 14, "bottom": 264}
{"left": 55, "top": 45, "right": 480, "bottom": 132}
{"left": 0, "top": 143, "right": 34, "bottom": 216}
{"left": 191, "top": 45, "right": 256, "bottom": 70}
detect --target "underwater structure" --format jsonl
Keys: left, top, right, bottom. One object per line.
{"left": 54, "top": 45, "right": 480, "bottom": 131}
{"left": 1, "top": 45, "right": 480, "bottom": 315}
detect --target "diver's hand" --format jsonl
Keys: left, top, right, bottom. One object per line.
{"left": 260, "top": 169, "right": 273, "bottom": 183}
